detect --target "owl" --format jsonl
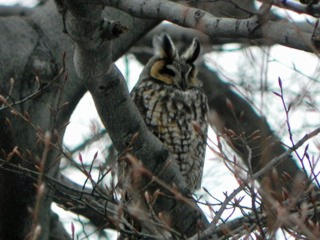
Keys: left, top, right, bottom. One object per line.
{"left": 130, "top": 34, "right": 208, "bottom": 192}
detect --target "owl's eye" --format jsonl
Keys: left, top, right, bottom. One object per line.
{"left": 160, "top": 67, "right": 176, "bottom": 76}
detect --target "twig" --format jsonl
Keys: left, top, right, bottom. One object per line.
{"left": 258, "top": 0, "right": 320, "bottom": 17}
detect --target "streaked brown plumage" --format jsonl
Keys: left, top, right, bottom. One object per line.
{"left": 130, "top": 34, "right": 208, "bottom": 192}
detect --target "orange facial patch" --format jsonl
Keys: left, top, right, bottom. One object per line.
{"left": 150, "top": 60, "right": 173, "bottom": 85}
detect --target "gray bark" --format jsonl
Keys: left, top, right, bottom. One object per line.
{"left": 0, "top": 2, "right": 83, "bottom": 238}
{"left": 0, "top": 5, "right": 33, "bottom": 16}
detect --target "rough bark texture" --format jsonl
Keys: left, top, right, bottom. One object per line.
{"left": 0, "top": 3, "right": 83, "bottom": 239}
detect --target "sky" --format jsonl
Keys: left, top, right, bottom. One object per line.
{"left": 0, "top": 0, "right": 36, "bottom": 5}
{"left": 61, "top": 43, "right": 320, "bottom": 239}
{"left": 1, "top": 1, "right": 320, "bottom": 239}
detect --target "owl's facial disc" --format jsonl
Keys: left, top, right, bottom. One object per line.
{"left": 165, "top": 64, "right": 184, "bottom": 89}
{"left": 150, "top": 58, "right": 200, "bottom": 90}
{"left": 167, "top": 61, "right": 199, "bottom": 90}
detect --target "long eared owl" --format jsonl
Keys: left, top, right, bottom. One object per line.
{"left": 131, "top": 34, "right": 208, "bottom": 192}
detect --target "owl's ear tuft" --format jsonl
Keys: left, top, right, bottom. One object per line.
{"left": 182, "top": 38, "right": 200, "bottom": 63}
{"left": 153, "top": 34, "right": 178, "bottom": 59}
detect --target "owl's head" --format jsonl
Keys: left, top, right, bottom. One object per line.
{"left": 147, "top": 34, "right": 201, "bottom": 90}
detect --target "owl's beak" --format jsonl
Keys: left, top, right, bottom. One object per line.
{"left": 181, "top": 78, "right": 188, "bottom": 90}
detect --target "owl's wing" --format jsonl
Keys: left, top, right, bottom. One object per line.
{"left": 130, "top": 81, "right": 150, "bottom": 121}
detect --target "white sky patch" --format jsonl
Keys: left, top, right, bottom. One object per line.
{"left": 64, "top": 56, "right": 143, "bottom": 148}
{"left": 0, "top": 0, "right": 37, "bottom": 6}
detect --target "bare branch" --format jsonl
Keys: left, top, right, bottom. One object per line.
{"left": 259, "top": 0, "right": 320, "bottom": 17}
{"left": 0, "top": 5, "right": 32, "bottom": 16}
{"left": 49, "top": 212, "right": 72, "bottom": 240}
{"left": 104, "top": 0, "right": 317, "bottom": 53}
{"left": 58, "top": 1, "right": 210, "bottom": 237}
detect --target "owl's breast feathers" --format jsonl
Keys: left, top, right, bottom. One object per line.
{"left": 131, "top": 80, "right": 208, "bottom": 191}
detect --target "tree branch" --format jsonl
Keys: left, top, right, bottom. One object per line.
{"left": 0, "top": 5, "right": 32, "bottom": 16}
{"left": 259, "top": 0, "right": 320, "bottom": 17}
{"left": 58, "top": 1, "right": 210, "bottom": 237}
{"left": 198, "top": 62, "right": 313, "bottom": 192}
{"left": 104, "top": 0, "right": 318, "bottom": 53}
{"left": 49, "top": 212, "right": 72, "bottom": 240}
